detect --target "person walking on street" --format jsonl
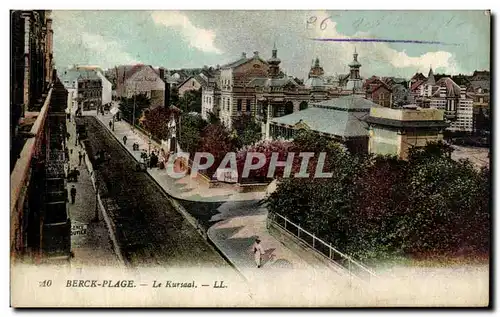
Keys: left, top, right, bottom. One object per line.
{"left": 252, "top": 238, "right": 265, "bottom": 268}
{"left": 109, "top": 121, "right": 112, "bottom": 129}
{"left": 123, "top": 135, "right": 127, "bottom": 145}
{"left": 78, "top": 151, "right": 82, "bottom": 166}
{"left": 70, "top": 185, "right": 77, "bottom": 204}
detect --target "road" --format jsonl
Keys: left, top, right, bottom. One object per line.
{"left": 80, "top": 116, "right": 228, "bottom": 268}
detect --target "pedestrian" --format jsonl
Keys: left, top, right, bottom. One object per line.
{"left": 73, "top": 167, "right": 80, "bottom": 182}
{"left": 252, "top": 238, "right": 265, "bottom": 268}
{"left": 123, "top": 135, "right": 127, "bottom": 145}
{"left": 78, "top": 151, "right": 82, "bottom": 166}
{"left": 109, "top": 121, "right": 112, "bottom": 129}
{"left": 70, "top": 185, "right": 77, "bottom": 204}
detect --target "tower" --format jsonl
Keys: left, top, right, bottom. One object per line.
{"left": 308, "top": 57, "right": 325, "bottom": 78}
{"left": 427, "top": 65, "right": 436, "bottom": 86}
{"left": 348, "top": 47, "right": 362, "bottom": 80}
{"left": 267, "top": 43, "right": 281, "bottom": 78}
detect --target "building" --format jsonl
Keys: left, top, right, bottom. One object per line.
{"left": 218, "top": 51, "right": 270, "bottom": 128}
{"left": 177, "top": 76, "right": 203, "bottom": 97}
{"left": 11, "top": 10, "right": 71, "bottom": 261}
{"left": 364, "top": 76, "right": 393, "bottom": 108}
{"left": 366, "top": 106, "right": 448, "bottom": 160}
{"left": 201, "top": 71, "right": 221, "bottom": 120}
{"left": 249, "top": 46, "right": 311, "bottom": 136}
{"left": 59, "top": 69, "right": 80, "bottom": 114}
{"left": 267, "top": 95, "right": 381, "bottom": 154}
{"left": 73, "top": 65, "right": 112, "bottom": 106}
{"left": 114, "top": 64, "right": 166, "bottom": 108}
{"left": 10, "top": 10, "right": 54, "bottom": 151}
{"left": 77, "top": 70, "right": 102, "bottom": 111}
{"left": 344, "top": 48, "right": 365, "bottom": 95}
{"left": 424, "top": 77, "right": 473, "bottom": 132}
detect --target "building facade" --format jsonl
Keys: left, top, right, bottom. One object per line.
{"left": 366, "top": 106, "right": 448, "bottom": 160}
{"left": 11, "top": 10, "right": 71, "bottom": 261}
{"left": 364, "top": 76, "right": 393, "bottom": 108}
{"left": 115, "top": 64, "right": 166, "bottom": 108}
{"left": 77, "top": 70, "right": 102, "bottom": 111}
{"left": 268, "top": 95, "right": 381, "bottom": 154}
{"left": 178, "top": 76, "right": 202, "bottom": 97}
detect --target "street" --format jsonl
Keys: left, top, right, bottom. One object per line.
{"left": 80, "top": 116, "right": 229, "bottom": 268}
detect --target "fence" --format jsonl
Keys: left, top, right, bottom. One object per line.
{"left": 268, "top": 212, "right": 376, "bottom": 282}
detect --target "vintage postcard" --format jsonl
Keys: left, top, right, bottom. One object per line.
{"left": 10, "top": 10, "right": 491, "bottom": 307}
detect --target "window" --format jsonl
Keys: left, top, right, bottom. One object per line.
{"left": 246, "top": 99, "right": 251, "bottom": 112}
{"left": 237, "top": 99, "right": 242, "bottom": 112}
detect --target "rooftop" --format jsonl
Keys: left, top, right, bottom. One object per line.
{"left": 270, "top": 96, "right": 381, "bottom": 138}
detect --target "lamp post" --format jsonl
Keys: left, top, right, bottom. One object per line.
{"left": 148, "top": 133, "right": 152, "bottom": 156}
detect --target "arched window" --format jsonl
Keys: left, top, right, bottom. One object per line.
{"left": 299, "top": 101, "right": 308, "bottom": 111}
{"left": 285, "top": 101, "right": 294, "bottom": 115}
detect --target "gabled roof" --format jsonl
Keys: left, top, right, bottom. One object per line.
{"left": 220, "top": 54, "right": 269, "bottom": 70}
{"left": 432, "top": 77, "right": 462, "bottom": 98}
{"left": 410, "top": 80, "right": 424, "bottom": 91}
{"left": 470, "top": 80, "right": 490, "bottom": 91}
{"left": 115, "top": 64, "right": 160, "bottom": 84}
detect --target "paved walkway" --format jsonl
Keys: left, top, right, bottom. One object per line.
{"left": 89, "top": 111, "right": 349, "bottom": 284}
{"left": 66, "top": 116, "right": 120, "bottom": 267}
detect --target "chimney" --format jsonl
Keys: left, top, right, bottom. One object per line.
{"left": 253, "top": 51, "right": 259, "bottom": 57}
{"left": 159, "top": 67, "right": 165, "bottom": 81}
{"left": 241, "top": 52, "right": 247, "bottom": 58}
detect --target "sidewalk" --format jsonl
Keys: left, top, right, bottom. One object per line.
{"left": 89, "top": 111, "right": 349, "bottom": 284}
{"left": 65, "top": 116, "right": 120, "bottom": 267}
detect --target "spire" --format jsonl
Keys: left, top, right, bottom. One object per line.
{"left": 314, "top": 57, "right": 320, "bottom": 67}
{"left": 272, "top": 42, "right": 277, "bottom": 59}
{"left": 427, "top": 65, "right": 435, "bottom": 85}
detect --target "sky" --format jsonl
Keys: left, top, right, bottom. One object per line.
{"left": 52, "top": 10, "right": 491, "bottom": 79}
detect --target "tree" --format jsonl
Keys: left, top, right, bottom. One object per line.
{"left": 170, "top": 86, "right": 180, "bottom": 106}
{"left": 119, "top": 93, "right": 151, "bottom": 126}
{"left": 142, "top": 106, "right": 181, "bottom": 140}
{"left": 266, "top": 141, "right": 490, "bottom": 263}
{"left": 236, "top": 140, "right": 295, "bottom": 183}
{"left": 179, "top": 88, "right": 202, "bottom": 113}
{"left": 197, "top": 124, "right": 235, "bottom": 177}
{"left": 178, "top": 112, "right": 207, "bottom": 156}
{"left": 206, "top": 111, "right": 220, "bottom": 125}
{"left": 231, "top": 114, "right": 262, "bottom": 149}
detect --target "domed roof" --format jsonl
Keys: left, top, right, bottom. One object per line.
{"left": 304, "top": 77, "right": 325, "bottom": 89}
{"left": 348, "top": 59, "right": 361, "bottom": 68}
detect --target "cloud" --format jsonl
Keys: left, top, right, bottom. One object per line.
{"left": 151, "top": 11, "right": 223, "bottom": 54}
{"left": 80, "top": 33, "right": 140, "bottom": 66}
{"left": 305, "top": 11, "right": 461, "bottom": 76}
{"left": 52, "top": 11, "right": 140, "bottom": 68}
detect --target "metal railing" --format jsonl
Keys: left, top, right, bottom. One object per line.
{"left": 268, "top": 212, "right": 376, "bottom": 282}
